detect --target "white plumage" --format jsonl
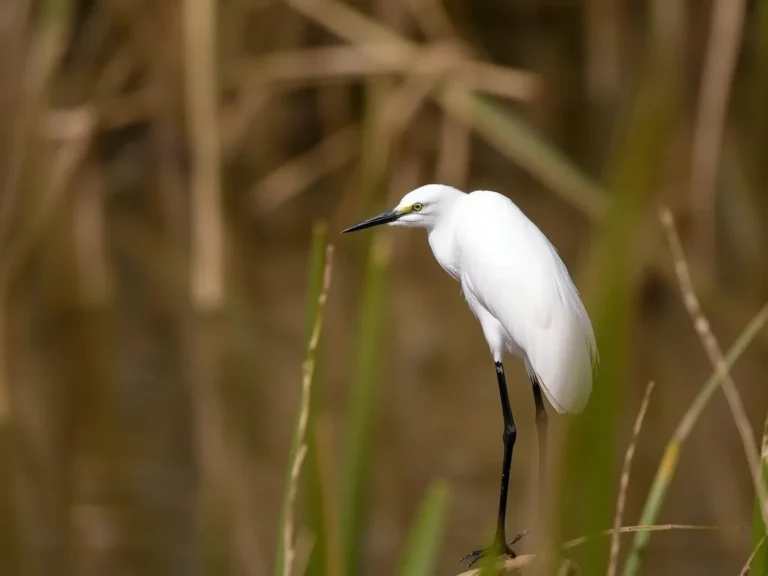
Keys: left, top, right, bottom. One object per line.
{"left": 345, "top": 183, "right": 597, "bottom": 413}
{"left": 449, "top": 190, "right": 597, "bottom": 413}
{"left": 342, "top": 183, "right": 598, "bottom": 565}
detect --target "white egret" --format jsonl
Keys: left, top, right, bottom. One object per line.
{"left": 342, "top": 184, "right": 597, "bottom": 566}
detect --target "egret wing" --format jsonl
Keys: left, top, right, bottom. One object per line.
{"left": 456, "top": 191, "right": 596, "bottom": 413}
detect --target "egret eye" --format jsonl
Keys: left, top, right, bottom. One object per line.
{"left": 412, "top": 203, "right": 424, "bottom": 212}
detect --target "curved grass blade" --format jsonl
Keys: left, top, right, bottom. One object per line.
{"left": 338, "top": 232, "right": 391, "bottom": 576}
{"left": 303, "top": 223, "right": 333, "bottom": 576}
{"left": 552, "top": 60, "right": 679, "bottom": 576}
{"left": 397, "top": 481, "right": 451, "bottom": 576}
{"left": 621, "top": 304, "right": 768, "bottom": 576}
{"left": 274, "top": 228, "right": 333, "bottom": 576}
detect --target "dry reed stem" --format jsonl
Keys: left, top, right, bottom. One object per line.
{"left": 455, "top": 524, "right": 743, "bottom": 576}
{"left": 281, "top": 0, "right": 609, "bottom": 219}
{"left": 659, "top": 207, "right": 768, "bottom": 530}
{"left": 278, "top": 0, "right": 539, "bottom": 101}
{"left": 689, "top": 0, "right": 747, "bottom": 272}
{"left": 283, "top": 246, "right": 334, "bottom": 576}
{"left": 623, "top": 303, "right": 768, "bottom": 576}
{"left": 253, "top": 43, "right": 450, "bottom": 213}
{"left": 184, "top": 0, "right": 222, "bottom": 311}
{"left": 608, "top": 381, "right": 656, "bottom": 576}
{"left": 378, "top": 43, "right": 458, "bottom": 129}
{"left": 740, "top": 535, "right": 767, "bottom": 576}
{"left": 233, "top": 44, "right": 538, "bottom": 101}
{"left": 251, "top": 126, "right": 358, "bottom": 213}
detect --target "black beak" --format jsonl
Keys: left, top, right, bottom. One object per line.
{"left": 342, "top": 210, "right": 401, "bottom": 233}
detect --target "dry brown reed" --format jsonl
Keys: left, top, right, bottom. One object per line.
{"left": 607, "top": 381, "right": 655, "bottom": 576}
{"left": 659, "top": 207, "right": 768, "bottom": 530}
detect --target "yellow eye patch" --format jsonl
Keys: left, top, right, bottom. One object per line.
{"left": 398, "top": 203, "right": 423, "bottom": 214}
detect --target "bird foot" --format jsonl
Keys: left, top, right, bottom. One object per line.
{"left": 460, "top": 530, "right": 528, "bottom": 569}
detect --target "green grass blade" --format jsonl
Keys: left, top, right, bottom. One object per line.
{"left": 552, "top": 59, "right": 679, "bottom": 574}
{"left": 274, "top": 226, "right": 330, "bottom": 576}
{"left": 749, "top": 413, "right": 768, "bottom": 576}
{"left": 397, "top": 482, "right": 451, "bottom": 576}
{"left": 338, "top": 233, "right": 391, "bottom": 576}
{"left": 438, "top": 88, "right": 607, "bottom": 221}
{"left": 304, "top": 223, "right": 329, "bottom": 336}
{"left": 622, "top": 304, "right": 768, "bottom": 576}
{"left": 337, "top": 59, "right": 392, "bottom": 576}
{"left": 303, "top": 223, "right": 331, "bottom": 576}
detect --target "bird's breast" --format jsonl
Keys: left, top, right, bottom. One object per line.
{"left": 428, "top": 227, "right": 461, "bottom": 281}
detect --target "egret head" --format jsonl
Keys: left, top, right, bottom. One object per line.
{"left": 342, "top": 184, "right": 464, "bottom": 233}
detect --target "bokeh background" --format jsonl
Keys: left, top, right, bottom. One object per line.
{"left": 1, "top": 1, "right": 768, "bottom": 575}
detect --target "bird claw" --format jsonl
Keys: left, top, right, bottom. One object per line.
{"left": 460, "top": 530, "right": 529, "bottom": 569}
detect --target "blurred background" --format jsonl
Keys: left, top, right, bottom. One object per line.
{"left": 1, "top": 0, "right": 768, "bottom": 575}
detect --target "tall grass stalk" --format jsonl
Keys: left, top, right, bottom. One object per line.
{"left": 397, "top": 481, "right": 451, "bottom": 576}
{"left": 657, "top": 207, "right": 768, "bottom": 529}
{"left": 274, "top": 234, "right": 334, "bottom": 576}
{"left": 608, "top": 381, "right": 655, "bottom": 576}
{"left": 552, "top": 55, "right": 679, "bottom": 575}
{"left": 621, "top": 303, "right": 768, "bottom": 576}
{"left": 338, "top": 36, "right": 394, "bottom": 574}
{"left": 302, "top": 223, "right": 332, "bottom": 576}
{"left": 338, "top": 233, "right": 392, "bottom": 576}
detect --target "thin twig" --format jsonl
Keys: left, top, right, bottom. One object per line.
{"left": 622, "top": 302, "right": 768, "bottom": 576}
{"left": 564, "top": 523, "right": 743, "bottom": 551}
{"left": 280, "top": 0, "right": 540, "bottom": 102}
{"left": 608, "top": 381, "right": 655, "bottom": 576}
{"left": 740, "top": 535, "right": 767, "bottom": 576}
{"left": 231, "top": 44, "right": 539, "bottom": 102}
{"left": 455, "top": 524, "right": 745, "bottom": 576}
{"left": 659, "top": 207, "right": 768, "bottom": 530}
{"left": 282, "top": 246, "right": 335, "bottom": 576}
{"left": 689, "top": 0, "right": 747, "bottom": 273}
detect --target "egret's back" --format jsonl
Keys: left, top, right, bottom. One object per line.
{"left": 455, "top": 191, "right": 597, "bottom": 414}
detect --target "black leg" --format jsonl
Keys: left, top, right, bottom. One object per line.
{"left": 530, "top": 373, "right": 548, "bottom": 519}
{"left": 494, "top": 361, "right": 516, "bottom": 548}
{"left": 461, "top": 361, "right": 527, "bottom": 568}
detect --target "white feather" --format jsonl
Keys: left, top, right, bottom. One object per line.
{"left": 354, "top": 183, "right": 598, "bottom": 414}
{"left": 436, "top": 190, "right": 596, "bottom": 413}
